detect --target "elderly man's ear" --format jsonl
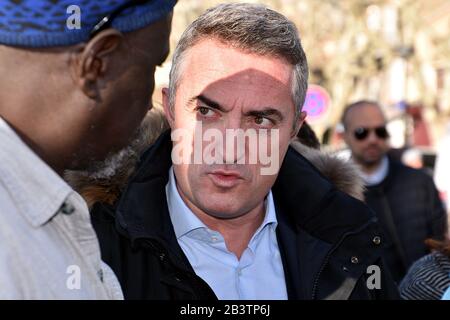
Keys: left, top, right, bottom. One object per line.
{"left": 73, "top": 29, "right": 124, "bottom": 99}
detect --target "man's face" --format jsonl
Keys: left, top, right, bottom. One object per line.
{"left": 164, "top": 38, "right": 302, "bottom": 219}
{"left": 76, "top": 15, "right": 172, "bottom": 168}
{"left": 344, "top": 104, "right": 390, "bottom": 167}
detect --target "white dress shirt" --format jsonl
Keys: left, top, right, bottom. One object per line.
{"left": 166, "top": 167, "right": 287, "bottom": 300}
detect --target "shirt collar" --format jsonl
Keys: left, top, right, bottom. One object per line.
{"left": 361, "top": 156, "right": 389, "bottom": 186}
{"left": 0, "top": 117, "right": 72, "bottom": 227}
{"left": 258, "top": 189, "right": 278, "bottom": 230}
{"left": 165, "top": 167, "right": 206, "bottom": 239}
{"left": 165, "top": 166, "right": 277, "bottom": 240}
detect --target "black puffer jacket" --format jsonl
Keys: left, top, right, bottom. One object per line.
{"left": 365, "top": 158, "right": 447, "bottom": 283}
{"left": 90, "top": 131, "right": 399, "bottom": 300}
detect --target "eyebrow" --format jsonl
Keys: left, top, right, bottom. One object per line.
{"left": 191, "top": 94, "right": 285, "bottom": 121}
{"left": 244, "top": 109, "right": 284, "bottom": 122}
{"left": 191, "top": 94, "right": 226, "bottom": 112}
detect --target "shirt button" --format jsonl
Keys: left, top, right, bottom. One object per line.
{"left": 237, "top": 269, "right": 242, "bottom": 276}
{"left": 60, "top": 202, "right": 75, "bottom": 215}
{"left": 372, "top": 236, "right": 381, "bottom": 245}
{"left": 211, "top": 236, "right": 218, "bottom": 242}
{"left": 351, "top": 256, "right": 359, "bottom": 264}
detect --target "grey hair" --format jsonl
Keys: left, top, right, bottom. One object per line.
{"left": 168, "top": 3, "right": 309, "bottom": 120}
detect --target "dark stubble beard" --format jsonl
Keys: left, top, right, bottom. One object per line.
{"left": 65, "top": 125, "right": 143, "bottom": 180}
{"left": 354, "top": 149, "right": 385, "bottom": 172}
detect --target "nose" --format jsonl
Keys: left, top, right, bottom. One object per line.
{"left": 368, "top": 128, "right": 389, "bottom": 144}
{"left": 366, "top": 130, "right": 380, "bottom": 143}
{"left": 221, "top": 117, "right": 246, "bottom": 164}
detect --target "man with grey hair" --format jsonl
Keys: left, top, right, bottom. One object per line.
{"left": 91, "top": 3, "right": 399, "bottom": 299}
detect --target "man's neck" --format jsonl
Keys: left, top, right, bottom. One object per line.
{"left": 357, "top": 156, "right": 389, "bottom": 186}
{"left": 176, "top": 184, "right": 265, "bottom": 260}
{"left": 198, "top": 203, "right": 265, "bottom": 260}
{"left": 360, "top": 161, "right": 382, "bottom": 175}
{"left": 0, "top": 112, "right": 66, "bottom": 176}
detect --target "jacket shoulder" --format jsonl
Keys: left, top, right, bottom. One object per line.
{"left": 275, "top": 147, "right": 377, "bottom": 244}
{"left": 290, "top": 141, "right": 365, "bottom": 201}
{"left": 390, "top": 159, "right": 434, "bottom": 185}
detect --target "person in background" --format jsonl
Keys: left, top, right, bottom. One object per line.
{"left": 0, "top": 0, "right": 176, "bottom": 299}
{"left": 342, "top": 100, "right": 447, "bottom": 284}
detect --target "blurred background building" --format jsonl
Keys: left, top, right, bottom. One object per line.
{"left": 154, "top": 0, "right": 450, "bottom": 170}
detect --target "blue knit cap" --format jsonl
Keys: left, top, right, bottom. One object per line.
{"left": 0, "top": 0, "right": 176, "bottom": 47}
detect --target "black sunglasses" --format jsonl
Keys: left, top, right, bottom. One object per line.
{"left": 89, "top": 0, "right": 154, "bottom": 39}
{"left": 353, "top": 126, "right": 389, "bottom": 141}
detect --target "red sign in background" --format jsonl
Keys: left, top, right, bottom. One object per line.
{"left": 302, "top": 85, "right": 331, "bottom": 123}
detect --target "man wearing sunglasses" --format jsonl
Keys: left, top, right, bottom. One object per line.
{"left": 0, "top": 0, "right": 175, "bottom": 299}
{"left": 342, "top": 100, "right": 447, "bottom": 284}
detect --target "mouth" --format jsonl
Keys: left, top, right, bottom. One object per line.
{"left": 364, "top": 146, "right": 382, "bottom": 158}
{"left": 365, "top": 146, "right": 380, "bottom": 153}
{"left": 207, "top": 170, "right": 244, "bottom": 188}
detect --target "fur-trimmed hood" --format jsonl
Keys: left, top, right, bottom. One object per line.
{"left": 289, "top": 141, "right": 365, "bottom": 201}
{"left": 65, "top": 110, "right": 365, "bottom": 208}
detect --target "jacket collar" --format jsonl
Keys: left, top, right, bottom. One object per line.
{"left": 115, "top": 130, "right": 174, "bottom": 244}
{"left": 272, "top": 146, "right": 375, "bottom": 244}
